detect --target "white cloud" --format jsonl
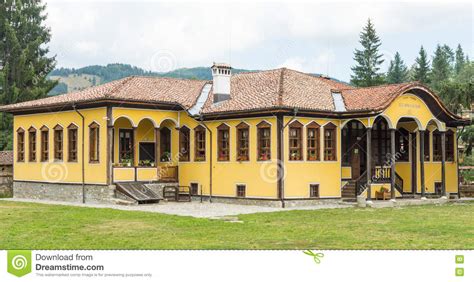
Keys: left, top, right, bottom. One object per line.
{"left": 43, "top": 1, "right": 472, "bottom": 81}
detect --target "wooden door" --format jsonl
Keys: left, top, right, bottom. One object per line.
{"left": 351, "top": 148, "right": 361, "bottom": 179}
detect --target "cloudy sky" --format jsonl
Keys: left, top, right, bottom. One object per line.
{"left": 45, "top": 0, "right": 472, "bottom": 82}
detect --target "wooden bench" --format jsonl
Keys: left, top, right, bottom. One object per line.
{"left": 375, "top": 189, "right": 391, "bottom": 200}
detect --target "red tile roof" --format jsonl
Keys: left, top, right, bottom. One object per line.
{"left": 340, "top": 82, "right": 414, "bottom": 111}
{"left": 0, "top": 76, "right": 209, "bottom": 111}
{"left": 0, "top": 68, "right": 466, "bottom": 126}
{"left": 201, "top": 68, "right": 353, "bottom": 114}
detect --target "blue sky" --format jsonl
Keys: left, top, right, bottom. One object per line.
{"left": 45, "top": 1, "right": 472, "bottom": 82}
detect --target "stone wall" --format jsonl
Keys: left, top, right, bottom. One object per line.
{"left": 13, "top": 181, "right": 115, "bottom": 204}
{"left": 0, "top": 165, "right": 13, "bottom": 198}
{"left": 460, "top": 185, "right": 474, "bottom": 198}
{"left": 193, "top": 196, "right": 343, "bottom": 208}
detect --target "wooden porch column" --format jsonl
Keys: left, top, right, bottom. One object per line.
{"left": 155, "top": 127, "right": 160, "bottom": 181}
{"left": 441, "top": 131, "right": 446, "bottom": 197}
{"left": 106, "top": 107, "right": 113, "bottom": 185}
{"left": 366, "top": 127, "right": 372, "bottom": 201}
{"left": 419, "top": 130, "right": 426, "bottom": 198}
{"left": 390, "top": 129, "right": 396, "bottom": 200}
{"left": 133, "top": 127, "right": 138, "bottom": 166}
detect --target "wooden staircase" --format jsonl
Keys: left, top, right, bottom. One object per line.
{"left": 341, "top": 181, "right": 357, "bottom": 200}
{"left": 115, "top": 182, "right": 162, "bottom": 204}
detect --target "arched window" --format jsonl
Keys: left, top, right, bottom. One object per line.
{"left": 257, "top": 121, "right": 271, "bottom": 161}
{"left": 53, "top": 125, "right": 64, "bottom": 161}
{"left": 17, "top": 128, "right": 25, "bottom": 162}
{"left": 306, "top": 122, "right": 320, "bottom": 161}
{"left": 324, "top": 123, "right": 337, "bottom": 161}
{"left": 288, "top": 121, "right": 303, "bottom": 161}
{"left": 179, "top": 126, "right": 190, "bottom": 162}
{"left": 194, "top": 125, "right": 206, "bottom": 161}
{"left": 40, "top": 126, "right": 49, "bottom": 162}
{"left": 446, "top": 130, "right": 454, "bottom": 161}
{"left": 68, "top": 124, "right": 78, "bottom": 162}
{"left": 89, "top": 122, "right": 100, "bottom": 163}
{"left": 236, "top": 122, "right": 250, "bottom": 161}
{"left": 433, "top": 130, "right": 442, "bottom": 161}
{"left": 28, "top": 127, "right": 37, "bottom": 162}
{"left": 217, "top": 124, "right": 230, "bottom": 161}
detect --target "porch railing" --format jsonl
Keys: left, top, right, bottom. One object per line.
{"left": 372, "top": 167, "right": 391, "bottom": 183}
{"left": 158, "top": 165, "right": 179, "bottom": 182}
{"left": 370, "top": 166, "right": 404, "bottom": 195}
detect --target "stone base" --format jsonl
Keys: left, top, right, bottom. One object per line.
{"left": 0, "top": 184, "right": 13, "bottom": 198}
{"left": 193, "top": 196, "right": 343, "bottom": 208}
{"left": 13, "top": 181, "right": 115, "bottom": 204}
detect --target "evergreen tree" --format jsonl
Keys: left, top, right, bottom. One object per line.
{"left": 412, "top": 46, "right": 431, "bottom": 83}
{"left": 386, "top": 52, "right": 409, "bottom": 84}
{"left": 455, "top": 44, "right": 466, "bottom": 75}
{"left": 0, "top": 0, "right": 56, "bottom": 150}
{"left": 350, "top": 19, "right": 385, "bottom": 87}
{"left": 430, "top": 44, "right": 453, "bottom": 90}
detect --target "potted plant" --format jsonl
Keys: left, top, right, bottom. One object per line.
{"left": 161, "top": 152, "right": 171, "bottom": 162}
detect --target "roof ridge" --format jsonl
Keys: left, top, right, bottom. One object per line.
{"left": 105, "top": 76, "right": 135, "bottom": 98}
{"left": 277, "top": 68, "right": 285, "bottom": 106}
{"left": 131, "top": 75, "right": 209, "bottom": 82}
{"left": 340, "top": 81, "right": 413, "bottom": 91}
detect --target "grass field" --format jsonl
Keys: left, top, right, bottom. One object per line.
{"left": 0, "top": 200, "right": 472, "bottom": 250}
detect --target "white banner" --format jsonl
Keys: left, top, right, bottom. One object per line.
{"left": 0, "top": 250, "right": 471, "bottom": 281}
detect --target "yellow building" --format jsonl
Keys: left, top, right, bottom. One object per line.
{"left": 0, "top": 64, "right": 469, "bottom": 206}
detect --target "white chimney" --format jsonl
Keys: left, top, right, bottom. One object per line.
{"left": 211, "top": 62, "right": 231, "bottom": 103}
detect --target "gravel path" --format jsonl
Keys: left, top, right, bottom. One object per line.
{"left": 0, "top": 198, "right": 350, "bottom": 218}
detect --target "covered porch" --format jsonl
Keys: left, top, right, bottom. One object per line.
{"left": 341, "top": 115, "right": 455, "bottom": 201}
{"left": 110, "top": 114, "right": 181, "bottom": 183}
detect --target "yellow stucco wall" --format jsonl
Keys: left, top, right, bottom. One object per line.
{"left": 283, "top": 117, "right": 342, "bottom": 198}
{"left": 376, "top": 93, "right": 446, "bottom": 130}
{"left": 13, "top": 108, "right": 108, "bottom": 184}
{"left": 178, "top": 114, "right": 279, "bottom": 198}
{"left": 341, "top": 167, "right": 352, "bottom": 179}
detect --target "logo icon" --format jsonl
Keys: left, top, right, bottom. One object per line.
{"left": 455, "top": 268, "right": 464, "bottom": 277}
{"left": 7, "top": 250, "right": 32, "bottom": 277}
{"left": 303, "top": 250, "right": 324, "bottom": 264}
{"left": 456, "top": 255, "right": 464, "bottom": 264}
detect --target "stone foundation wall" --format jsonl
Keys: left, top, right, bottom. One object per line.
{"left": 193, "top": 196, "right": 343, "bottom": 208}
{"left": 13, "top": 181, "right": 115, "bottom": 204}
{"left": 0, "top": 185, "right": 12, "bottom": 198}
{"left": 460, "top": 185, "right": 474, "bottom": 198}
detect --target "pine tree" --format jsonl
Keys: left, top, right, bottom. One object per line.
{"left": 455, "top": 44, "right": 466, "bottom": 75}
{"left": 430, "top": 44, "right": 453, "bottom": 90}
{"left": 412, "top": 46, "right": 431, "bottom": 83}
{"left": 0, "top": 0, "right": 56, "bottom": 150}
{"left": 350, "top": 19, "right": 385, "bottom": 87}
{"left": 386, "top": 52, "right": 409, "bottom": 84}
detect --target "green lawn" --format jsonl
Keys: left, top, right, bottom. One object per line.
{"left": 0, "top": 200, "right": 473, "bottom": 249}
